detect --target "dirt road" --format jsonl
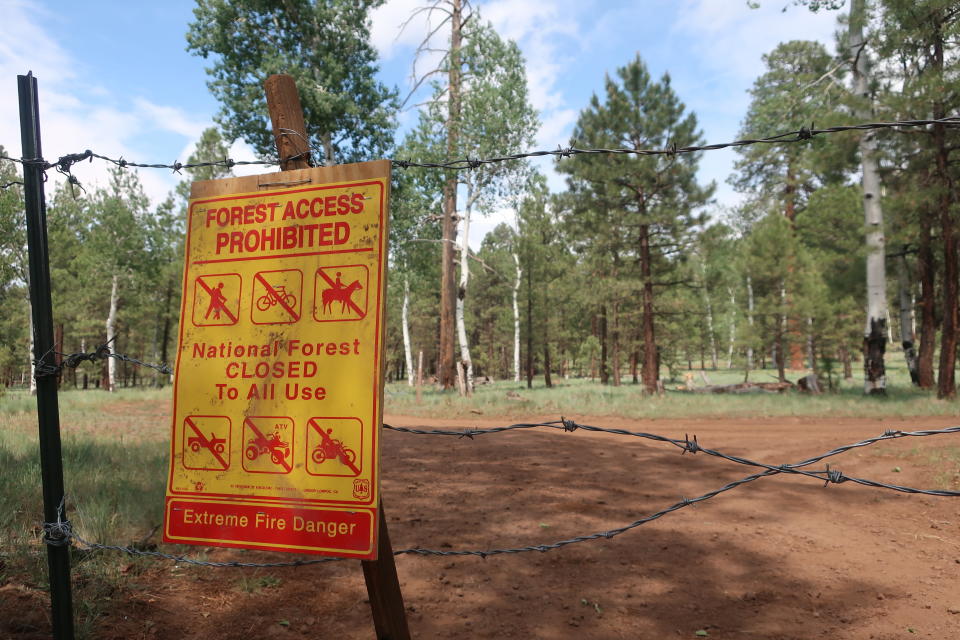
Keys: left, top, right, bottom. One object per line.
{"left": 6, "top": 414, "right": 960, "bottom": 639}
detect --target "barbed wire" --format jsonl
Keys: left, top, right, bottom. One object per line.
{"left": 39, "top": 424, "right": 960, "bottom": 567}
{"left": 1, "top": 116, "right": 958, "bottom": 193}
{"left": 392, "top": 116, "right": 960, "bottom": 169}
{"left": 33, "top": 340, "right": 173, "bottom": 379}
{"left": 384, "top": 421, "right": 960, "bottom": 497}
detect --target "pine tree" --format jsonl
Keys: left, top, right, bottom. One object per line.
{"left": 557, "top": 55, "right": 713, "bottom": 393}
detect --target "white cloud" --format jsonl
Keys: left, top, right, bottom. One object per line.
{"left": 133, "top": 98, "right": 208, "bottom": 140}
{"left": 672, "top": 0, "right": 839, "bottom": 100}
{"left": 0, "top": 1, "right": 223, "bottom": 207}
{"left": 370, "top": 0, "right": 428, "bottom": 59}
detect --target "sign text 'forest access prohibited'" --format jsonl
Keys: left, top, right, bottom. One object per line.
{"left": 164, "top": 161, "right": 390, "bottom": 559}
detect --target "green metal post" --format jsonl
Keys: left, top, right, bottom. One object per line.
{"left": 18, "top": 71, "right": 75, "bottom": 640}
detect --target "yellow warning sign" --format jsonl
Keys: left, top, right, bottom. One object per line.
{"left": 164, "top": 161, "right": 390, "bottom": 559}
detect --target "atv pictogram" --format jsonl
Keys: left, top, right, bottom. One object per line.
{"left": 245, "top": 431, "right": 290, "bottom": 465}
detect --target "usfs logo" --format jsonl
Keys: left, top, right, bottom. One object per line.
{"left": 353, "top": 478, "right": 370, "bottom": 500}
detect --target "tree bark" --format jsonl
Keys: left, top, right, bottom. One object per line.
{"left": 916, "top": 219, "right": 936, "bottom": 389}
{"left": 402, "top": 275, "right": 414, "bottom": 386}
{"left": 438, "top": 0, "right": 462, "bottom": 390}
{"left": 106, "top": 273, "right": 119, "bottom": 393}
{"left": 611, "top": 302, "right": 621, "bottom": 387}
{"left": 776, "top": 280, "right": 787, "bottom": 383}
{"left": 639, "top": 222, "right": 658, "bottom": 393}
{"left": 726, "top": 286, "right": 737, "bottom": 369}
{"left": 28, "top": 301, "right": 36, "bottom": 396}
{"left": 784, "top": 157, "right": 805, "bottom": 370}
{"left": 512, "top": 251, "right": 521, "bottom": 383}
{"left": 455, "top": 201, "right": 473, "bottom": 395}
{"left": 935, "top": 116, "right": 957, "bottom": 399}
{"left": 543, "top": 319, "right": 553, "bottom": 388}
{"left": 599, "top": 305, "right": 609, "bottom": 385}
{"left": 698, "top": 251, "right": 718, "bottom": 369}
{"left": 526, "top": 252, "right": 533, "bottom": 389}
{"left": 746, "top": 275, "right": 755, "bottom": 372}
{"left": 850, "top": 0, "right": 889, "bottom": 395}
{"left": 896, "top": 248, "right": 919, "bottom": 385}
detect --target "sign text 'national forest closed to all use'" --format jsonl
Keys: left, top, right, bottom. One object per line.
{"left": 164, "top": 160, "right": 391, "bottom": 559}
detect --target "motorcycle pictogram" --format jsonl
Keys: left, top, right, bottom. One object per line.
{"left": 311, "top": 428, "right": 358, "bottom": 466}
{"left": 245, "top": 431, "right": 290, "bottom": 465}
{"left": 255, "top": 284, "right": 297, "bottom": 312}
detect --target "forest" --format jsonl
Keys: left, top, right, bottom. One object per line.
{"left": 1, "top": 0, "right": 959, "bottom": 400}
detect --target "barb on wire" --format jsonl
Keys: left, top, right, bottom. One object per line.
{"left": 41, "top": 424, "right": 960, "bottom": 567}
{"left": 33, "top": 339, "right": 173, "bottom": 379}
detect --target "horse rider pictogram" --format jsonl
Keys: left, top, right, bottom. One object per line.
{"left": 315, "top": 265, "right": 367, "bottom": 319}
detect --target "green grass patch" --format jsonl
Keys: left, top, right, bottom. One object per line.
{"left": 385, "top": 364, "right": 960, "bottom": 420}
{"left": 0, "top": 388, "right": 169, "bottom": 638}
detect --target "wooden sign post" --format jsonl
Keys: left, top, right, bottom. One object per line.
{"left": 264, "top": 74, "right": 411, "bottom": 639}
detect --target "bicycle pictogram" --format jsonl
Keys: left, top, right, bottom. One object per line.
{"left": 255, "top": 284, "right": 297, "bottom": 312}
{"left": 251, "top": 269, "right": 302, "bottom": 325}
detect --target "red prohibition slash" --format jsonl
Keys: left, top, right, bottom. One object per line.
{"left": 194, "top": 274, "right": 239, "bottom": 326}
{"left": 252, "top": 270, "right": 301, "bottom": 324}
{"left": 183, "top": 416, "right": 230, "bottom": 470}
{"left": 307, "top": 418, "right": 361, "bottom": 476}
{"left": 243, "top": 417, "right": 293, "bottom": 473}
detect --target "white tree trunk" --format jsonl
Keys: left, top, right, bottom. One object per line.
{"left": 698, "top": 253, "right": 718, "bottom": 369}
{"left": 106, "top": 273, "right": 119, "bottom": 392}
{"left": 455, "top": 204, "right": 474, "bottom": 395}
{"left": 850, "top": 0, "right": 888, "bottom": 394}
{"left": 512, "top": 251, "right": 522, "bottom": 383}
{"left": 746, "top": 275, "right": 755, "bottom": 371}
{"left": 28, "top": 301, "right": 36, "bottom": 396}
{"left": 726, "top": 286, "right": 737, "bottom": 369}
{"left": 401, "top": 275, "right": 414, "bottom": 386}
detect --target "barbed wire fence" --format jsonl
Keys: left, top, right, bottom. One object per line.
{"left": 1, "top": 116, "right": 959, "bottom": 193}
{"left": 7, "top": 113, "right": 960, "bottom": 568}
{"left": 31, "top": 342, "right": 960, "bottom": 566}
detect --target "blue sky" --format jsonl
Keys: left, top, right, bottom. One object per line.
{"left": 0, "top": 0, "right": 842, "bottom": 245}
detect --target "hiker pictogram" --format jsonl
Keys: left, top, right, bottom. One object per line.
{"left": 251, "top": 269, "right": 302, "bottom": 324}
{"left": 192, "top": 274, "right": 241, "bottom": 327}
{"left": 242, "top": 417, "right": 293, "bottom": 474}
{"left": 314, "top": 265, "right": 368, "bottom": 322}
{"left": 182, "top": 415, "right": 231, "bottom": 471}
{"left": 306, "top": 417, "right": 362, "bottom": 477}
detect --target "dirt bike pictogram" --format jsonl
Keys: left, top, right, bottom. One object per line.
{"left": 311, "top": 428, "right": 357, "bottom": 466}
{"left": 256, "top": 284, "right": 297, "bottom": 312}
{"left": 245, "top": 431, "right": 290, "bottom": 465}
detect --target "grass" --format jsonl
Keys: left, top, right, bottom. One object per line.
{"left": 0, "top": 387, "right": 169, "bottom": 638}
{"left": 385, "top": 361, "right": 960, "bottom": 420}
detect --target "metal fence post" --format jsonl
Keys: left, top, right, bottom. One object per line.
{"left": 18, "top": 71, "right": 75, "bottom": 640}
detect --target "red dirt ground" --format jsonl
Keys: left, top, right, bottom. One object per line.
{"left": 4, "top": 414, "right": 960, "bottom": 639}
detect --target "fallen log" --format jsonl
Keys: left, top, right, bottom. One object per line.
{"left": 674, "top": 381, "right": 794, "bottom": 394}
